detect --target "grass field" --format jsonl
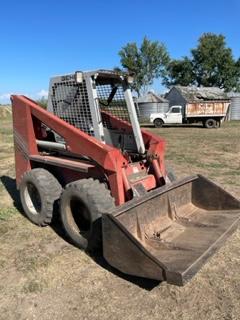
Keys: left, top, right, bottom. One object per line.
{"left": 0, "top": 110, "right": 240, "bottom": 320}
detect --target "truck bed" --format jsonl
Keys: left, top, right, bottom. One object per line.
{"left": 186, "top": 101, "right": 229, "bottom": 117}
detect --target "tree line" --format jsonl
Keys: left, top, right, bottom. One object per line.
{"left": 118, "top": 33, "right": 240, "bottom": 96}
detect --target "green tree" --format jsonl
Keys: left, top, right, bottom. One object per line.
{"left": 37, "top": 97, "right": 48, "bottom": 109}
{"left": 119, "top": 37, "right": 169, "bottom": 96}
{"left": 165, "top": 33, "right": 240, "bottom": 91}
{"left": 192, "top": 33, "right": 239, "bottom": 90}
{"left": 163, "top": 57, "right": 194, "bottom": 87}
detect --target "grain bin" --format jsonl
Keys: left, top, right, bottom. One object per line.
{"left": 135, "top": 92, "right": 169, "bottom": 123}
{"left": 230, "top": 96, "right": 240, "bottom": 120}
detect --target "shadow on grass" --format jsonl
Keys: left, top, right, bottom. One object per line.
{"left": 0, "top": 175, "right": 160, "bottom": 291}
{"left": 0, "top": 175, "right": 22, "bottom": 212}
{"left": 92, "top": 253, "right": 161, "bottom": 290}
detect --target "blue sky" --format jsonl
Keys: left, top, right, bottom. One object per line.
{"left": 0, "top": 0, "right": 240, "bottom": 103}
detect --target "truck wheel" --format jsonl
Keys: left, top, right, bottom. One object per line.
{"left": 19, "top": 168, "right": 62, "bottom": 226}
{"left": 60, "top": 179, "right": 115, "bottom": 251}
{"left": 154, "top": 118, "right": 164, "bottom": 128}
{"left": 204, "top": 118, "right": 217, "bottom": 129}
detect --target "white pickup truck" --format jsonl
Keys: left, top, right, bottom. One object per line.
{"left": 150, "top": 103, "right": 229, "bottom": 129}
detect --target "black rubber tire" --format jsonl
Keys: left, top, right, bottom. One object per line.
{"left": 19, "top": 168, "right": 62, "bottom": 226}
{"left": 154, "top": 118, "right": 164, "bottom": 128}
{"left": 60, "top": 178, "right": 115, "bottom": 251}
{"left": 204, "top": 118, "right": 217, "bottom": 129}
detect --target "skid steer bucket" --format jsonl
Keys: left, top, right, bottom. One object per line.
{"left": 102, "top": 175, "right": 240, "bottom": 286}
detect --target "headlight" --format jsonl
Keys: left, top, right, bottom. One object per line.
{"left": 127, "top": 75, "right": 134, "bottom": 84}
{"left": 75, "top": 71, "right": 83, "bottom": 83}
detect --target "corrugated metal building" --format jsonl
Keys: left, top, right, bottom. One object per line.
{"left": 227, "top": 92, "right": 240, "bottom": 120}
{"left": 165, "top": 86, "right": 230, "bottom": 118}
{"left": 135, "top": 92, "right": 169, "bottom": 123}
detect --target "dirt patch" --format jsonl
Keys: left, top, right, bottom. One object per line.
{"left": 0, "top": 120, "right": 240, "bottom": 320}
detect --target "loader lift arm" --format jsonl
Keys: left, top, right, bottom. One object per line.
{"left": 11, "top": 95, "right": 166, "bottom": 205}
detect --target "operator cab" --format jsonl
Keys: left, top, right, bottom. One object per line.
{"left": 162, "top": 105, "right": 183, "bottom": 124}
{"left": 168, "top": 105, "right": 182, "bottom": 114}
{"left": 48, "top": 70, "right": 145, "bottom": 156}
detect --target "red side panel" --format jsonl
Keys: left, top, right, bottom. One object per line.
{"left": 12, "top": 98, "right": 39, "bottom": 186}
{"left": 11, "top": 95, "right": 127, "bottom": 204}
{"left": 11, "top": 95, "right": 166, "bottom": 205}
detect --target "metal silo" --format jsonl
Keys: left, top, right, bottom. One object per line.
{"left": 230, "top": 96, "right": 240, "bottom": 120}
{"left": 136, "top": 92, "right": 169, "bottom": 123}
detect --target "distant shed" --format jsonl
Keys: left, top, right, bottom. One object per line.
{"left": 135, "top": 92, "right": 169, "bottom": 122}
{"left": 165, "top": 86, "right": 230, "bottom": 118}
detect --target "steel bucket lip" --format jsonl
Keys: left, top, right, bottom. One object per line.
{"left": 102, "top": 175, "right": 240, "bottom": 285}
{"left": 103, "top": 175, "right": 201, "bottom": 281}
{"left": 103, "top": 213, "right": 240, "bottom": 285}
{"left": 106, "top": 174, "right": 201, "bottom": 218}
{"left": 109, "top": 175, "right": 198, "bottom": 217}
{"left": 106, "top": 174, "right": 240, "bottom": 218}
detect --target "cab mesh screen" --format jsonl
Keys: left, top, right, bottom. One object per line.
{"left": 51, "top": 80, "right": 94, "bottom": 136}
{"left": 96, "top": 83, "right": 131, "bottom": 129}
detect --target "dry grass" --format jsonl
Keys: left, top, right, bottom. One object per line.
{"left": 0, "top": 115, "right": 240, "bottom": 320}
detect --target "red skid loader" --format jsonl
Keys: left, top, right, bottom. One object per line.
{"left": 11, "top": 70, "right": 240, "bottom": 286}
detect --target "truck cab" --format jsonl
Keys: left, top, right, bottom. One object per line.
{"left": 150, "top": 105, "right": 183, "bottom": 127}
